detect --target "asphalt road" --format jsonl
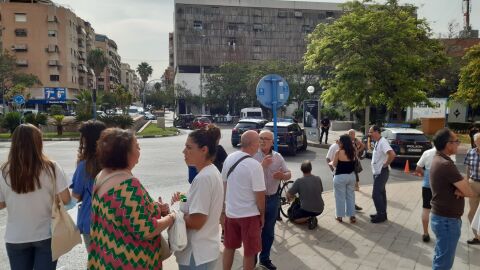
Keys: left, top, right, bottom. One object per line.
{"left": 0, "top": 120, "right": 468, "bottom": 269}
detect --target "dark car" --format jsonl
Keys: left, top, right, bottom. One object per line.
{"left": 231, "top": 118, "right": 268, "bottom": 147}
{"left": 192, "top": 117, "right": 212, "bottom": 129}
{"left": 363, "top": 128, "right": 432, "bottom": 162}
{"left": 173, "top": 114, "right": 195, "bottom": 129}
{"left": 263, "top": 121, "right": 307, "bottom": 156}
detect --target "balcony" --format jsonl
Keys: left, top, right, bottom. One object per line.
{"left": 48, "top": 60, "right": 60, "bottom": 66}
{"left": 47, "top": 15, "right": 58, "bottom": 23}
{"left": 45, "top": 44, "right": 59, "bottom": 53}
{"left": 16, "top": 59, "right": 28, "bottom": 67}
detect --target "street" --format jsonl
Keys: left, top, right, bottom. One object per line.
{"left": 0, "top": 125, "right": 468, "bottom": 269}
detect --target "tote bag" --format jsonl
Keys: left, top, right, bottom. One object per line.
{"left": 51, "top": 175, "right": 81, "bottom": 261}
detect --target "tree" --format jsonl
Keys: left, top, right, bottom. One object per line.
{"left": 304, "top": 0, "right": 447, "bottom": 129}
{"left": 452, "top": 44, "right": 480, "bottom": 108}
{"left": 112, "top": 85, "right": 132, "bottom": 114}
{"left": 136, "top": 62, "right": 153, "bottom": 108}
{"left": 87, "top": 48, "right": 108, "bottom": 118}
{"left": 74, "top": 89, "right": 102, "bottom": 121}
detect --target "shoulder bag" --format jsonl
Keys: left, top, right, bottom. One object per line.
{"left": 51, "top": 172, "right": 82, "bottom": 261}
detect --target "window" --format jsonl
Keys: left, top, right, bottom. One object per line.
{"left": 253, "top": 24, "right": 263, "bottom": 32}
{"left": 16, "top": 59, "right": 28, "bottom": 67}
{"left": 193, "top": 20, "right": 203, "bottom": 30}
{"left": 48, "top": 30, "right": 57, "bottom": 37}
{"left": 294, "top": 11, "right": 303, "bottom": 18}
{"left": 227, "top": 23, "right": 238, "bottom": 31}
{"left": 15, "top": 29, "right": 27, "bottom": 37}
{"left": 15, "top": 13, "right": 27, "bottom": 22}
{"left": 50, "top": 75, "right": 60, "bottom": 81}
{"left": 253, "top": 40, "right": 262, "bottom": 46}
{"left": 46, "top": 44, "right": 59, "bottom": 53}
{"left": 253, "top": 9, "right": 262, "bottom": 17}
{"left": 302, "top": 25, "right": 312, "bottom": 34}
{"left": 47, "top": 15, "right": 58, "bottom": 22}
{"left": 98, "top": 85, "right": 104, "bottom": 90}
{"left": 227, "top": 38, "right": 236, "bottom": 47}
{"left": 278, "top": 11, "right": 287, "bottom": 18}
{"left": 326, "top": 11, "right": 335, "bottom": 18}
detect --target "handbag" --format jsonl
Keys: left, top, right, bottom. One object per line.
{"left": 51, "top": 174, "right": 82, "bottom": 261}
{"left": 167, "top": 209, "right": 187, "bottom": 252}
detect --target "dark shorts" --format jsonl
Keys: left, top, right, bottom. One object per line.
{"left": 422, "top": 187, "right": 432, "bottom": 209}
{"left": 290, "top": 207, "right": 322, "bottom": 220}
{"left": 224, "top": 215, "right": 262, "bottom": 257}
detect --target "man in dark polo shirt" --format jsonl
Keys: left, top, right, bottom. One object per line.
{"left": 430, "top": 128, "right": 475, "bottom": 270}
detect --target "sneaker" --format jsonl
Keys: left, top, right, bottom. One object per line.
{"left": 467, "top": 238, "right": 480, "bottom": 245}
{"left": 422, "top": 234, "right": 430, "bottom": 243}
{"left": 355, "top": 205, "right": 363, "bottom": 211}
{"left": 371, "top": 215, "right": 387, "bottom": 223}
{"left": 260, "top": 260, "right": 277, "bottom": 270}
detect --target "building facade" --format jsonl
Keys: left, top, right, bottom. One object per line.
{"left": 121, "top": 62, "right": 140, "bottom": 98}
{"left": 173, "top": 0, "right": 343, "bottom": 98}
{"left": 95, "top": 34, "right": 121, "bottom": 92}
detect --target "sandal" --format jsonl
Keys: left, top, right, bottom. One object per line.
{"left": 350, "top": 216, "right": 356, "bottom": 224}
{"left": 336, "top": 217, "right": 343, "bottom": 223}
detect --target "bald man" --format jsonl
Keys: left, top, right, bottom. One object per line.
{"left": 253, "top": 130, "right": 291, "bottom": 270}
{"left": 222, "top": 130, "right": 266, "bottom": 270}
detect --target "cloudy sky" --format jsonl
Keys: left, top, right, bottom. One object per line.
{"left": 53, "top": 0, "right": 480, "bottom": 79}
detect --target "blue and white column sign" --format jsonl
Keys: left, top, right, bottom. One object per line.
{"left": 44, "top": 87, "right": 66, "bottom": 104}
{"left": 256, "top": 74, "right": 289, "bottom": 151}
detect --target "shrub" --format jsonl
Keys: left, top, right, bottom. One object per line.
{"left": 75, "top": 112, "right": 92, "bottom": 122}
{"left": 48, "top": 104, "right": 65, "bottom": 116}
{"left": 321, "top": 107, "right": 344, "bottom": 120}
{"left": 24, "top": 112, "right": 48, "bottom": 127}
{"left": 2, "top": 112, "right": 21, "bottom": 133}
{"left": 98, "top": 114, "right": 133, "bottom": 129}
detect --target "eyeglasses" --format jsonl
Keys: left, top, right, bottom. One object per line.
{"left": 260, "top": 137, "right": 272, "bottom": 141}
{"left": 448, "top": 140, "right": 460, "bottom": 144}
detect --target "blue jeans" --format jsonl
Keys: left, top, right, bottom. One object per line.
{"left": 260, "top": 194, "right": 280, "bottom": 263}
{"left": 6, "top": 238, "right": 57, "bottom": 270}
{"left": 333, "top": 173, "right": 356, "bottom": 217}
{"left": 372, "top": 167, "right": 389, "bottom": 216}
{"left": 431, "top": 214, "right": 461, "bottom": 270}
{"left": 178, "top": 255, "right": 218, "bottom": 270}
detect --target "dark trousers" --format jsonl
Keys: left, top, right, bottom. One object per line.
{"left": 6, "top": 238, "right": 57, "bottom": 270}
{"left": 320, "top": 128, "right": 329, "bottom": 144}
{"left": 260, "top": 194, "right": 280, "bottom": 263}
{"left": 372, "top": 167, "right": 389, "bottom": 216}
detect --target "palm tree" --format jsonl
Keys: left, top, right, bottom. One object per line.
{"left": 136, "top": 62, "right": 153, "bottom": 108}
{"left": 87, "top": 49, "right": 108, "bottom": 119}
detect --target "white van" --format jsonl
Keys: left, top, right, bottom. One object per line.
{"left": 240, "top": 107, "right": 263, "bottom": 119}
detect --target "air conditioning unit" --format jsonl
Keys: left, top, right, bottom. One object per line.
{"left": 48, "top": 60, "right": 60, "bottom": 66}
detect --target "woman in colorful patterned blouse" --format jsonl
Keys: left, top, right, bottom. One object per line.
{"left": 88, "top": 128, "right": 175, "bottom": 269}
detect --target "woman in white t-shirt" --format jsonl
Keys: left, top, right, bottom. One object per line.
{"left": 172, "top": 128, "right": 224, "bottom": 270}
{"left": 0, "top": 124, "right": 72, "bottom": 270}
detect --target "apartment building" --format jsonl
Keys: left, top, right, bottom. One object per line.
{"left": 95, "top": 34, "right": 121, "bottom": 92}
{"left": 120, "top": 62, "right": 140, "bottom": 97}
{"left": 173, "top": 0, "right": 343, "bottom": 97}
{"left": 0, "top": 0, "right": 91, "bottom": 110}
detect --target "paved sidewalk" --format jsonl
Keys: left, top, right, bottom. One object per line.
{"left": 159, "top": 180, "right": 480, "bottom": 270}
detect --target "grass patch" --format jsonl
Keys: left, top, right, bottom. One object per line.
{"left": 0, "top": 131, "right": 80, "bottom": 139}
{"left": 138, "top": 124, "right": 178, "bottom": 137}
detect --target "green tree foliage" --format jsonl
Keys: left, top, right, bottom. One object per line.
{"left": 112, "top": 85, "right": 132, "bottom": 114}
{"left": 74, "top": 89, "right": 102, "bottom": 121}
{"left": 48, "top": 104, "right": 64, "bottom": 116}
{"left": 24, "top": 113, "right": 47, "bottom": 127}
{"left": 146, "top": 83, "right": 175, "bottom": 110}
{"left": 452, "top": 44, "right": 480, "bottom": 108}
{"left": 51, "top": 115, "right": 65, "bottom": 135}
{"left": 136, "top": 62, "right": 153, "bottom": 106}
{"left": 98, "top": 114, "right": 133, "bottom": 129}
{"left": 304, "top": 0, "right": 447, "bottom": 121}
{"left": 87, "top": 49, "right": 108, "bottom": 116}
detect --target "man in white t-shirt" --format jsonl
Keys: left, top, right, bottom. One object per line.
{"left": 222, "top": 130, "right": 266, "bottom": 270}
{"left": 369, "top": 125, "right": 395, "bottom": 223}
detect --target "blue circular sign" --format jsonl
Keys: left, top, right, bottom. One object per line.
{"left": 13, "top": 95, "right": 25, "bottom": 105}
{"left": 256, "top": 74, "right": 289, "bottom": 109}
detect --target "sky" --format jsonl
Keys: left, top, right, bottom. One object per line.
{"left": 53, "top": 0, "right": 480, "bottom": 80}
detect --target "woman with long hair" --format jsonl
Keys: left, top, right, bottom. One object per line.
{"left": 88, "top": 128, "right": 174, "bottom": 269}
{"left": 70, "top": 120, "right": 106, "bottom": 249}
{"left": 0, "top": 124, "right": 72, "bottom": 269}
{"left": 172, "top": 128, "right": 224, "bottom": 269}
{"left": 329, "top": 134, "right": 357, "bottom": 223}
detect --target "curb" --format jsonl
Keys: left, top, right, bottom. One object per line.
{"left": 0, "top": 131, "right": 181, "bottom": 142}
{"left": 307, "top": 141, "right": 331, "bottom": 149}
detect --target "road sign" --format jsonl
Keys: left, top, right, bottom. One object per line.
{"left": 256, "top": 74, "right": 289, "bottom": 109}
{"left": 13, "top": 95, "right": 25, "bottom": 105}
{"left": 256, "top": 74, "right": 290, "bottom": 152}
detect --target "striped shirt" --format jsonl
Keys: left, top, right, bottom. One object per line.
{"left": 464, "top": 148, "right": 480, "bottom": 181}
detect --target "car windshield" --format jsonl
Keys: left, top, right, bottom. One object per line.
{"left": 236, "top": 122, "right": 257, "bottom": 129}
{"left": 396, "top": 134, "right": 428, "bottom": 142}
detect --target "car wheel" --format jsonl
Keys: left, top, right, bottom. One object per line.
{"left": 300, "top": 135, "right": 308, "bottom": 151}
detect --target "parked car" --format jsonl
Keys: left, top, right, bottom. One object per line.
{"left": 363, "top": 127, "right": 432, "bottom": 162}
{"left": 192, "top": 116, "right": 212, "bottom": 129}
{"left": 96, "top": 111, "right": 107, "bottom": 118}
{"left": 231, "top": 118, "right": 269, "bottom": 147}
{"left": 144, "top": 112, "right": 156, "bottom": 120}
{"left": 263, "top": 121, "right": 307, "bottom": 155}
{"left": 173, "top": 114, "right": 195, "bottom": 129}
